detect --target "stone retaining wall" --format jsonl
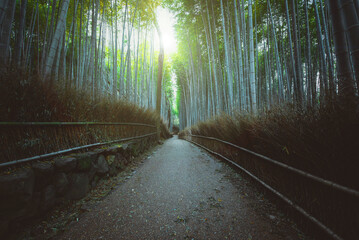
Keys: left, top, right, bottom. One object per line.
{"left": 0, "top": 136, "right": 156, "bottom": 236}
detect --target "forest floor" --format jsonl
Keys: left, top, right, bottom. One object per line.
{"left": 22, "top": 136, "right": 309, "bottom": 240}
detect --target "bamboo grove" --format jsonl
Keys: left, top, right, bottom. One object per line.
{"left": 166, "top": 0, "right": 359, "bottom": 129}
{"left": 0, "top": 0, "right": 175, "bottom": 125}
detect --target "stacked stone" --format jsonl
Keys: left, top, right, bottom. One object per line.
{"left": 0, "top": 140, "right": 146, "bottom": 236}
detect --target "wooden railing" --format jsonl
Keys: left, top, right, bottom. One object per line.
{"left": 0, "top": 122, "right": 157, "bottom": 166}
{"left": 183, "top": 134, "right": 359, "bottom": 240}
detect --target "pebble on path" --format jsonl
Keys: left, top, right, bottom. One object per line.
{"left": 56, "top": 136, "right": 307, "bottom": 240}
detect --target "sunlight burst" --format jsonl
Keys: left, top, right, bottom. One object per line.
{"left": 157, "top": 7, "right": 177, "bottom": 54}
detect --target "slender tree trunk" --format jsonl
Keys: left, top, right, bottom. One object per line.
{"left": 0, "top": 0, "right": 9, "bottom": 26}
{"left": 53, "top": 32, "right": 65, "bottom": 82}
{"left": 65, "top": 0, "right": 79, "bottom": 89}
{"left": 43, "top": 0, "right": 70, "bottom": 80}
{"left": 140, "top": 29, "right": 148, "bottom": 107}
{"left": 354, "top": 0, "right": 359, "bottom": 15}
{"left": 86, "top": 0, "right": 100, "bottom": 98}
{"left": 234, "top": 0, "right": 244, "bottom": 111}
{"left": 304, "top": 0, "right": 314, "bottom": 105}
{"left": 81, "top": 9, "right": 91, "bottom": 90}
{"left": 43, "top": 0, "right": 57, "bottom": 71}
{"left": 211, "top": 0, "right": 225, "bottom": 112}
{"left": 40, "top": 0, "right": 51, "bottom": 74}
{"left": 206, "top": 0, "right": 220, "bottom": 114}
{"left": 0, "top": 0, "right": 16, "bottom": 66}
{"left": 328, "top": 0, "right": 356, "bottom": 97}
{"left": 338, "top": 0, "right": 359, "bottom": 91}
{"left": 319, "top": 0, "right": 335, "bottom": 94}
{"left": 13, "top": 0, "right": 27, "bottom": 67}
{"left": 313, "top": 0, "right": 329, "bottom": 96}
{"left": 113, "top": 0, "right": 118, "bottom": 98}
{"left": 248, "top": 0, "right": 256, "bottom": 112}
{"left": 77, "top": 0, "right": 83, "bottom": 89}
{"left": 220, "top": 0, "right": 234, "bottom": 113}
{"left": 285, "top": 0, "right": 299, "bottom": 104}
{"left": 25, "top": 4, "right": 37, "bottom": 71}
{"left": 134, "top": 16, "right": 140, "bottom": 105}
{"left": 119, "top": 0, "right": 129, "bottom": 98}
{"left": 267, "top": 0, "right": 284, "bottom": 101}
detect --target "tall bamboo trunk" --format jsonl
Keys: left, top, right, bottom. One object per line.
{"left": 0, "top": 0, "right": 16, "bottom": 66}
{"left": 13, "top": 0, "right": 27, "bottom": 67}
{"left": 155, "top": 17, "right": 164, "bottom": 140}
{"left": 119, "top": 1, "right": 129, "bottom": 98}
{"left": 234, "top": 0, "right": 244, "bottom": 111}
{"left": 43, "top": 0, "right": 70, "bottom": 80}
{"left": 248, "top": 0, "right": 256, "bottom": 112}
{"left": 338, "top": 0, "right": 359, "bottom": 92}
{"left": 313, "top": 0, "right": 329, "bottom": 97}
{"left": 328, "top": 0, "right": 356, "bottom": 97}
{"left": 220, "top": 0, "right": 234, "bottom": 113}
{"left": 267, "top": 0, "right": 284, "bottom": 102}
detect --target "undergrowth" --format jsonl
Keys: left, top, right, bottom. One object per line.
{"left": 179, "top": 99, "right": 359, "bottom": 239}
{"left": 0, "top": 70, "right": 170, "bottom": 162}
{"left": 181, "top": 101, "right": 359, "bottom": 189}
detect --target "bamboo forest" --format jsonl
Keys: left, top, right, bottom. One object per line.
{"left": 0, "top": 0, "right": 358, "bottom": 239}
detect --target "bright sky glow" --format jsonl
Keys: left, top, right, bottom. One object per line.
{"left": 156, "top": 7, "right": 178, "bottom": 114}
{"left": 156, "top": 7, "right": 177, "bottom": 54}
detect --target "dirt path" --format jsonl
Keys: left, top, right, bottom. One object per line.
{"left": 56, "top": 136, "right": 307, "bottom": 240}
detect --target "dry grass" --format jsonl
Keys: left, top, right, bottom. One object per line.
{"left": 0, "top": 70, "right": 170, "bottom": 163}
{"left": 181, "top": 102, "right": 359, "bottom": 189}
{"left": 179, "top": 100, "right": 359, "bottom": 239}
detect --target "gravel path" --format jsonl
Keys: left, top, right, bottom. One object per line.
{"left": 56, "top": 136, "right": 306, "bottom": 240}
